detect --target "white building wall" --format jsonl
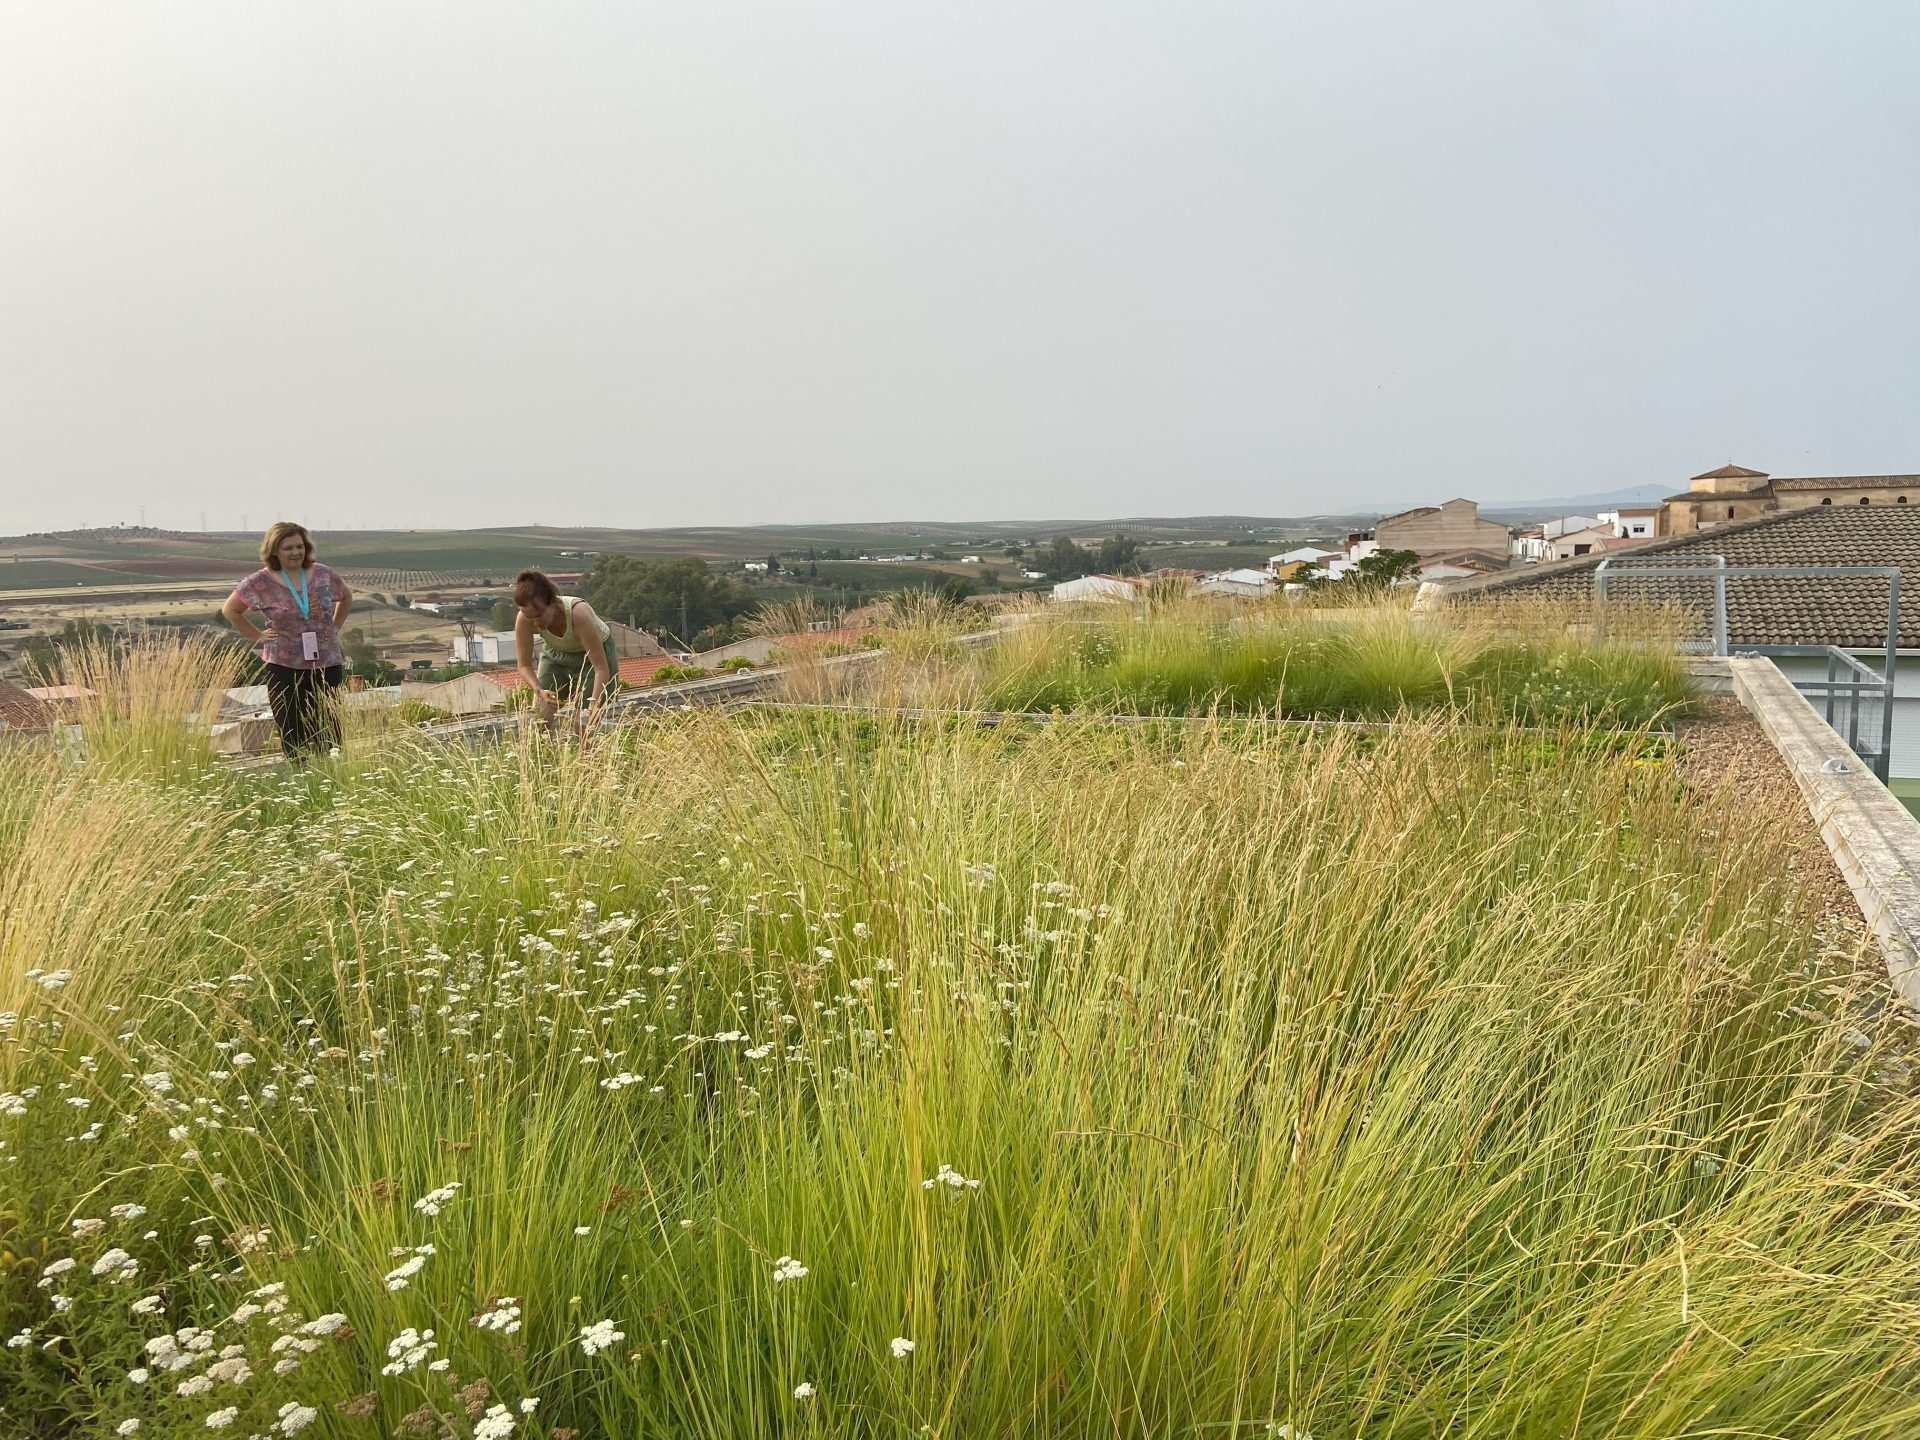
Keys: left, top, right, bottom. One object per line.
{"left": 1771, "top": 652, "right": 1919, "bottom": 780}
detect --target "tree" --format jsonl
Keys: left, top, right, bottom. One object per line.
{"left": 341, "top": 627, "right": 397, "bottom": 684}
{"left": 938, "top": 577, "right": 975, "bottom": 605}
{"left": 1095, "top": 534, "right": 1141, "bottom": 574}
{"left": 1352, "top": 548, "right": 1423, "bottom": 587}
{"left": 1003, "top": 543, "right": 1024, "bottom": 557}
{"left": 488, "top": 598, "right": 517, "bottom": 631}
{"left": 584, "top": 554, "right": 755, "bottom": 643}
{"left": 1299, "top": 548, "right": 1422, "bottom": 593}
{"left": 21, "top": 633, "right": 62, "bottom": 682}
{"left": 1042, "top": 536, "right": 1096, "bottom": 581}
{"left": 764, "top": 554, "right": 780, "bottom": 576}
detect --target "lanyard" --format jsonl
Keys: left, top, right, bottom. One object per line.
{"left": 277, "top": 566, "right": 312, "bottom": 621}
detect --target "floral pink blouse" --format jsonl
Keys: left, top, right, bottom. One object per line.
{"left": 232, "top": 564, "right": 347, "bottom": 670}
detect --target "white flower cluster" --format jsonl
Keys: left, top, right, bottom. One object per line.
{"left": 470, "top": 1297, "right": 523, "bottom": 1335}
{"left": 922, "top": 1163, "right": 982, "bottom": 1191}
{"left": 474, "top": 1406, "right": 516, "bottom": 1440}
{"left": 890, "top": 1336, "right": 915, "bottom": 1358}
{"left": 578, "top": 1318, "right": 624, "bottom": 1356}
{"left": 412, "top": 1180, "right": 462, "bottom": 1217}
{"left": 383, "top": 1243, "right": 436, "bottom": 1291}
{"left": 92, "top": 1247, "right": 140, "bottom": 1283}
{"left": 380, "top": 1326, "right": 439, "bottom": 1376}
{"left": 276, "top": 1401, "right": 317, "bottom": 1434}
{"left": 771, "top": 1254, "right": 809, "bottom": 1283}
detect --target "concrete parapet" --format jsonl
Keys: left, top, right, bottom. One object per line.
{"left": 1729, "top": 656, "right": 1920, "bottom": 1008}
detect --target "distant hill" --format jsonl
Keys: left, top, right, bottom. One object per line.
{"left": 1482, "top": 485, "right": 1671, "bottom": 518}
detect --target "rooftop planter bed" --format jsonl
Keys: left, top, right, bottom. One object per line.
{"left": 977, "top": 604, "right": 1696, "bottom": 729}
{"left": 1, "top": 674, "right": 1912, "bottom": 1438}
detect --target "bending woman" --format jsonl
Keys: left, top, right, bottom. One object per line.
{"left": 222, "top": 522, "right": 354, "bottom": 762}
{"left": 512, "top": 569, "right": 616, "bottom": 725}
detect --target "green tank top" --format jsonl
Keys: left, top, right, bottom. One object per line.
{"left": 538, "top": 597, "right": 612, "bottom": 655}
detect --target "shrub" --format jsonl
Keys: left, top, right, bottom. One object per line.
{"left": 650, "top": 663, "right": 708, "bottom": 684}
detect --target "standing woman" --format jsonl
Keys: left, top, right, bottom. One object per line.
{"left": 222, "top": 522, "right": 354, "bottom": 762}
{"left": 511, "top": 569, "right": 616, "bottom": 726}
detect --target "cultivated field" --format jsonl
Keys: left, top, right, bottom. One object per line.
{"left": 2, "top": 620, "right": 1916, "bottom": 1440}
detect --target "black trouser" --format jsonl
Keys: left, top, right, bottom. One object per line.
{"left": 264, "top": 663, "right": 343, "bottom": 760}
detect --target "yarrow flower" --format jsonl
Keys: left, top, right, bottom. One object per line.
{"left": 276, "top": 1403, "right": 317, "bottom": 1434}
{"left": 922, "top": 1163, "right": 982, "bottom": 1192}
{"left": 380, "top": 1327, "right": 438, "bottom": 1376}
{"left": 132, "top": 1294, "right": 165, "bottom": 1316}
{"left": 793, "top": 1381, "right": 816, "bottom": 1400}
{"left": 578, "top": 1319, "right": 624, "bottom": 1356}
{"left": 205, "top": 1409, "right": 238, "bottom": 1430}
{"left": 890, "top": 1336, "right": 916, "bottom": 1358}
{"left": 93, "top": 1248, "right": 140, "bottom": 1282}
{"left": 383, "top": 1244, "right": 435, "bottom": 1291}
{"left": 412, "top": 1181, "right": 462, "bottom": 1217}
{"left": 470, "top": 1298, "right": 523, "bottom": 1335}
{"left": 117, "top": 1422, "right": 141, "bottom": 1436}
{"left": 772, "top": 1255, "right": 809, "bottom": 1283}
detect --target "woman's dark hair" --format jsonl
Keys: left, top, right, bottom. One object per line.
{"left": 512, "top": 569, "right": 559, "bottom": 606}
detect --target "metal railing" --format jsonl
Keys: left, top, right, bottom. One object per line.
{"left": 1594, "top": 557, "right": 1901, "bottom": 782}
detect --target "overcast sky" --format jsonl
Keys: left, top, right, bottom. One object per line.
{"left": 4, "top": 2, "right": 1917, "bottom": 535}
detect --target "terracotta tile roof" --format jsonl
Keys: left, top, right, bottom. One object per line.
{"left": 477, "top": 668, "right": 525, "bottom": 689}
{"left": 1452, "top": 506, "right": 1919, "bottom": 649}
{"left": 1771, "top": 474, "right": 1920, "bottom": 492}
{"left": 618, "top": 656, "right": 679, "bottom": 685}
{"left": 1692, "top": 463, "right": 1770, "bottom": 480}
{"left": 0, "top": 678, "right": 55, "bottom": 731}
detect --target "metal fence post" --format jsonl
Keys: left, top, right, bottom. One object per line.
{"left": 1713, "top": 557, "right": 1729, "bottom": 656}
{"left": 1882, "top": 570, "right": 1900, "bottom": 784}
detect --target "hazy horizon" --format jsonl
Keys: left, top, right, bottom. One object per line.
{"left": 5, "top": 2, "right": 1918, "bottom": 536}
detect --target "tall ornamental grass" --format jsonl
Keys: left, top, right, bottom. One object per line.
{"left": 978, "top": 599, "right": 1697, "bottom": 727}
{"left": 0, "top": 703, "right": 1914, "bottom": 1439}
{"left": 51, "top": 628, "right": 246, "bottom": 779}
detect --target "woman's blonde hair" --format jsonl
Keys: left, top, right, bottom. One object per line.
{"left": 259, "top": 522, "right": 315, "bottom": 572}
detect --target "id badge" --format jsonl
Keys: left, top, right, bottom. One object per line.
{"left": 301, "top": 631, "right": 319, "bottom": 662}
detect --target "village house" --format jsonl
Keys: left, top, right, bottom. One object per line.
{"left": 1196, "top": 568, "right": 1275, "bottom": 599}
{"left": 1266, "top": 546, "right": 1339, "bottom": 575}
{"left": 1051, "top": 575, "right": 1146, "bottom": 604}
{"left": 0, "top": 677, "right": 54, "bottom": 735}
{"left": 1374, "top": 498, "right": 1510, "bottom": 557}
{"left": 1599, "top": 507, "right": 1659, "bottom": 539}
